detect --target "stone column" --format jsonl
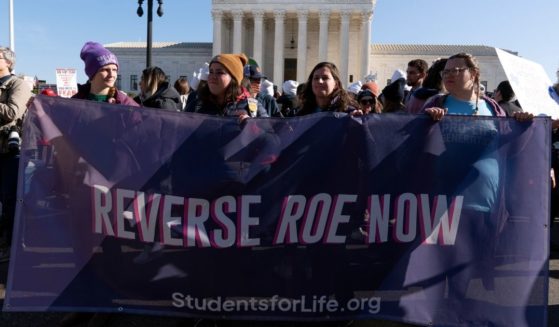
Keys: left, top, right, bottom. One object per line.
{"left": 252, "top": 10, "right": 265, "bottom": 66}
{"left": 361, "top": 10, "right": 373, "bottom": 80}
{"left": 232, "top": 9, "right": 244, "bottom": 53}
{"left": 273, "top": 9, "right": 286, "bottom": 85}
{"left": 318, "top": 9, "right": 330, "bottom": 62}
{"left": 296, "top": 10, "right": 309, "bottom": 82}
{"left": 212, "top": 9, "right": 223, "bottom": 56}
{"left": 339, "top": 9, "right": 351, "bottom": 87}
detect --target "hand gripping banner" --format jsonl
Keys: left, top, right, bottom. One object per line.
{"left": 4, "top": 96, "right": 550, "bottom": 326}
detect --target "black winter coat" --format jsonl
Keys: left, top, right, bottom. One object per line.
{"left": 135, "top": 82, "right": 181, "bottom": 111}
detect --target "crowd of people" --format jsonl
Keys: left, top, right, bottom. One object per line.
{"left": 0, "top": 40, "right": 558, "bottom": 327}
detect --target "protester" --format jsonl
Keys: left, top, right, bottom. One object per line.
{"left": 0, "top": 46, "right": 32, "bottom": 261}
{"left": 277, "top": 80, "right": 299, "bottom": 117}
{"left": 356, "top": 88, "right": 381, "bottom": 114}
{"left": 185, "top": 53, "right": 268, "bottom": 118}
{"left": 381, "top": 78, "right": 407, "bottom": 113}
{"left": 134, "top": 66, "right": 181, "bottom": 110}
{"left": 59, "top": 41, "right": 139, "bottom": 327}
{"left": 354, "top": 81, "right": 382, "bottom": 114}
{"left": 243, "top": 61, "right": 280, "bottom": 117}
{"left": 291, "top": 82, "right": 306, "bottom": 114}
{"left": 260, "top": 78, "right": 275, "bottom": 98}
{"left": 422, "top": 53, "right": 507, "bottom": 118}
{"left": 173, "top": 77, "right": 191, "bottom": 111}
{"left": 406, "top": 58, "right": 447, "bottom": 114}
{"left": 493, "top": 80, "right": 522, "bottom": 116}
{"left": 297, "top": 62, "right": 357, "bottom": 116}
{"left": 72, "top": 41, "right": 138, "bottom": 106}
{"left": 346, "top": 81, "right": 363, "bottom": 100}
{"left": 421, "top": 52, "right": 533, "bottom": 306}
{"left": 404, "top": 59, "right": 429, "bottom": 104}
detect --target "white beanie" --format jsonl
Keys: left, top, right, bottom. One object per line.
{"left": 260, "top": 79, "right": 274, "bottom": 97}
{"left": 282, "top": 80, "right": 298, "bottom": 96}
{"left": 391, "top": 69, "right": 406, "bottom": 82}
{"left": 347, "top": 81, "right": 363, "bottom": 95}
{"left": 189, "top": 62, "right": 209, "bottom": 91}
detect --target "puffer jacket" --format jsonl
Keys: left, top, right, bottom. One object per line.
{"left": 134, "top": 82, "right": 181, "bottom": 111}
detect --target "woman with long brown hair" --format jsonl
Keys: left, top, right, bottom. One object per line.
{"left": 186, "top": 53, "right": 268, "bottom": 118}
{"left": 297, "top": 62, "right": 357, "bottom": 116}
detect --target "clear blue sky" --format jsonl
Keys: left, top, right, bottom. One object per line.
{"left": 1, "top": 0, "right": 558, "bottom": 84}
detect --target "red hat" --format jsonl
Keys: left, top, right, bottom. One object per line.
{"left": 361, "top": 81, "right": 381, "bottom": 97}
{"left": 40, "top": 88, "right": 57, "bottom": 97}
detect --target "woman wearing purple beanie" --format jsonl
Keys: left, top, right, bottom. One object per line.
{"left": 72, "top": 41, "right": 138, "bottom": 106}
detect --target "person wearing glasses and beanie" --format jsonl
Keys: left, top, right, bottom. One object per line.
{"left": 0, "top": 46, "right": 32, "bottom": 261}
{"left": 72, "top": 41, "right": 138, "bottom": 107}
{"left": 356, "top": 87, "right": 382, "bottom": 114}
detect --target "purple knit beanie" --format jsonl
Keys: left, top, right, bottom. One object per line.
{"left": 80, "top": 41, "right": 119, "bottom": 80}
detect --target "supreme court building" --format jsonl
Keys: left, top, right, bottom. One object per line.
{"left": 107, "top": 0, "right": 512, "bottom": 93}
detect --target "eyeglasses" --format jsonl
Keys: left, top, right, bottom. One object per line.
{"left": 249, "top": 78, "right": 261, "bottom": 83}
{"left": 440, "top": 67, "right": 469, "bottom": 77}
{"left": 359, "top": 98, "right": 376, "bottom": 106}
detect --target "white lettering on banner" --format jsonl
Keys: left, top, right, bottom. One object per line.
{"left": 273, "top": 193, "right": 357, "bottom": 244}
{"left": 171, "top": 293, "right": 382, "bottom": 314}
{"left": 93, "top": 185, "right": 114, "bottom": 236}
{"left": 210, "top": 196, "right": 236, "bottom": 248}
{"left": 91, "top": 186, "right": 464, "bottom": 247}
{"left": 367, "top": 193, "right": 464, "bottom": 245}
{"left": 237, "top": 195, "right": 261, "bottom": 247}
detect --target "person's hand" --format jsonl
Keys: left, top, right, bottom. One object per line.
{"left": 238, "top": 113, "right": 250, "bottom": 123}
{"left": 425, "top": 107, "right": 447, "bottom": 121}
{"left": 350, "top": 109, "right": 364, "bottom": 117}
{"left": 512, "top": 111, "right": 534, "bottom": 122}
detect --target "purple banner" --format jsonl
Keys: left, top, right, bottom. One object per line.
{"left": 4, "top": 96, "right": 550, "bottom": 326}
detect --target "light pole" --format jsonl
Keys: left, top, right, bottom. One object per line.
{"left": 136, "top": 0, "right": 163, "bottom": 68}
{"left": 9, "top": 0, "right": 15, "bottom": 51}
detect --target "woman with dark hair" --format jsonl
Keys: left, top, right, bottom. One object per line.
{"left": 135, "top": 66, "right": 181, "bottom": 110}
{"left": 185, "top": 53, "right": 268, "bottom": 118}
{"left": 406, "top": 58, "right": 447, "bottom": 114}
{"left": 297, "top": 62, "right": 357, "bottom": 116}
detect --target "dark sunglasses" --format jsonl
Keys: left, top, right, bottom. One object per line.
{"left": 359, "top": 98, "right": 376, "bottom": 106}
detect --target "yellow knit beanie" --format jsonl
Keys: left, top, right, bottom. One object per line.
{"left": 210, "top": 53, "right": 248, "bottom": 83}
